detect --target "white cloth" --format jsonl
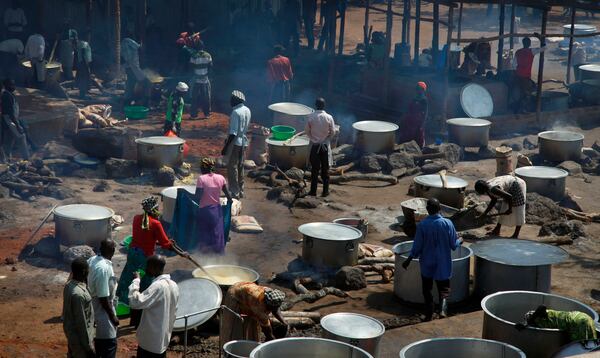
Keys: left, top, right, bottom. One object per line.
{"left": 24, "top": 34, "right": 45, "bottom": 60}
{"left": 87, "top": 255, "right": 117, "bottom": 339}
{"left": 77, "top": 41, "right": 92, "bottom": 64}
{"left": 229, "top": 103, "right": 251, "bottom": 147}
{"left": 304, "top": 110, "right": 336, "bottom": 144}
{"left": 121, "top": 38, "right": 146, "bottom": 81}
{"left": 128, "top": 274, "right": 179, "bottom": 354}
{"left": 488, "top": 175, "right": 527, "bottom": 227}
{"left": 0, "top": 39, "right": 23, "bottom": 54}
{"left": 571, "top": 46, "right": 586, "bottom": 66}
{"left": 4, "top": 7, "right": 27, "bottom": 32}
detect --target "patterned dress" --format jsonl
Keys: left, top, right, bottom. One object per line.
{"left": 487, "top": 175, "right": 527, "bottom": 227}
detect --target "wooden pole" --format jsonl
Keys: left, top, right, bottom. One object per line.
{"left": 535, "top": 9, "right": 548, "bottom": 125}
{"left": 509, "top": 3, "right": 516, "bottom": 50}
{"left": 457, "top": 1, "right": 463, "bottom": 43}
{"left": 382, "top": 0, "right": 393, "bottom": 104}
{"left": 338, "top": 2, "right": 346, "bottom": 55}
{"left": 414, "top": 0, "right": 421, "bottom": 66}
{"left": 363, "top": 0, "right": 370, "bottom": 47}
{"left": 566, "top": 6, "right": 576, "bottom": 84}
{"left": 114, "top": 0, "right": 121, "bottom": 75}
{"left": 497, "top": 0, "right": 506, "bottom": 72}
{"left": 432, "top": 0, "right": 440, "bottom": 67}
{"left": 87, "top": 0, "right": 93, "bottom": 42}
{"left": 402, "top": 0, "right": 409, "bottom": 43}
{"left": 406, "top": 0, "right": 411, "bottom": 45}
{"left": 443, "top": 6, "right": 454, "bottom": 122}
{"left": 329, "top": 0, "right": 337, "bottom": 54}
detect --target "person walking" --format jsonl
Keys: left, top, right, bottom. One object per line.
{"left": 222, "top": 90, "right": 251, "bottom": 199}
{"left": 402, "top": 198, "right": 463, "bottom": 321}
{"left": 128, "top": 255, "right": 179, "bottom": 358}
{"left": 402, "top": 82, "right": 429, "bottom": 148}
{"left": 511, "top": 34, "right": 545, "bottom": 113}
{"left": 88, "top": 239, "right": 119, "bottom": 358}
{"left": 163, "top": 82, "right": 188, "bottom": 136}
{"left": 475, "top": 175, "right": 527, "bottom": 238}
{"left": 1, "top": 79, "right": 30, "bottom": 163}
{"left": 63, "top": 257, "right": 95, "bottom": 358}
{"left": 187, "top": 40, "right": 212, "bottom": 119}
{"left": 267, "top": 45, "right": 293, "bottom": 103}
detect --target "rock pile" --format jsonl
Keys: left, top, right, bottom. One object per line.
{"left": 0, "top": 159, "right": 73, "bottom": 200}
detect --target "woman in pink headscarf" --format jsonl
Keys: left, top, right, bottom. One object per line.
{"left": 402, "top": 82, "right": 429, "bottom": 148}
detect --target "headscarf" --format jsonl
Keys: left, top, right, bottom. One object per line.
{"left": 264, "top": 287, "right": 286, "bottom": 309}
{"left": 231, "top": 90, "right": 246, "bottom": 103}
{"left": 417, "top": 81, "right": 427, "bottom": 91}
{"left": 141, "top": 196, "right": 159, "bottom": 230}
{"left": 201, "top": 157, "right": 216, "bottom": 173}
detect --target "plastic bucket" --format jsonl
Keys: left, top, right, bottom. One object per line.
{"left": 270, "top": 125, "right": 296, "bottom": 140}
{"left": 124, "top": 106, "right": 149, "bottom": 120}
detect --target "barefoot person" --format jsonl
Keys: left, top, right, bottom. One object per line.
{"left": 475, "top": 175, "right": 527, "bottom": 238}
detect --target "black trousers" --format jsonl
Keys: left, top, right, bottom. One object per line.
{"left": 95, "top": 338, "right": 117, "bottom": 358}
{"left": 137, "top": 346, "right": 166, "bottom": 358}
{"left": 421, "top": 276, "right": 450, "bottom": 318}
{"left": 309, "top": 144, "right": 329, "bottom": 194}
{"left": 190, "top": 80, "right": 211, "bottom": 118}
{"left": 303, "top": 16, "right": 315, "bottom": 49}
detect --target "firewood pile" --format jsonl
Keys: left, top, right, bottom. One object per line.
{"left": 0, "top": 159, "right": 64, "bottom": 200}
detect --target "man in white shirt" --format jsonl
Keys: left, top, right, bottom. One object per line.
{"left": 88, "top": 239, "right": 119, "bottom": 358}
{"left": 222, "top": 90, "right": 251, "bottom": 199}
{"left": 128, "top": 255, "right": 179, "bottom": 358}
{"left": 24, "top": 33, "right": 46, "bottom": 86}
{"left": 3, "top": 0, "right": 27, "bottom": 42}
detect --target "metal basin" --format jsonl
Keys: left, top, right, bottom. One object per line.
{"left": 54, "top": 204, "right": 114, "bottom": 247}
{"left": 482, "top": 290, "right": 599, "bottom": 358}
{"left": 461, "top": 82, "right": 494, "bottom": 118}
{"left": 353, "top": 121, "right": 399, "bottom": 154}
{"left": 413, "top": 174, "right": 468, "bottom": 208}
{"left": 514, "top": 166, "right": 568, "bottom": 201}
{"left": 446, "top": 118, "right": 491, "bottom": 147}
{"left": 192, "top": 264, "right": 260, "bottom": 289}
{"left": 249, "top": 337, "right": 373, "bottom": 358}
{"left": 224, "top": 340, "right": 261, "bottom": 358}
{"left": 160, "top": 185, "right": 196, "bottom": 223}
{"left": 552, "top": 339, "right": 600, "bottom": 357}
{"left": 399, "top": 338, "right": 526, "bottom": 358}
{"left": 321, "top": 312, "right": 385, "bottom": 356}
{"left": 299, "top": 222, "right": 363, "bottom": 267}
{"left": 268, "top": 102, "right": 314, "bottom": 131}
{"left": 538, "top": 131, "right": 584, "bottom": 163}
{"left": 332, "top": 218, "right": 369, "bottom": 242}
{"left": 472, "top": 238, "right": 568, "bottom": 297}
{"left": 579, "top": 64, "right": 600, "bottom": 81}
{"left": 541, "top": 91, "right": 570, "bottom": 112}
{"left": 173, "top": 278, "right": 222, "bottom": 331}
{"left": 136, "top": 136, "right": 185, "bottom": 168}
{"left": 393, "top": 241, "right": 472, "bottom": 304}
{"left": 266, "top": 136, "right": 310, "bottom": 170}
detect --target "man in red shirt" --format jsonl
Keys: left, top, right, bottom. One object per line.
{"left": 511, "top": 33, "right": 545, "bottom": 113}
{"left": 267, "top": 45, "right": 293, "bottom": 103}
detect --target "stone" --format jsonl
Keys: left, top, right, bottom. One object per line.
{"left": 294, "top": 197, "right": 321, "bottom": 209}
{"left": 593, "top": 141, "right": 600, "bottom": 153}
{"left": 420, "top": 159, "right": 453, "bottom": 174}
{"left": 501, "top": 142, "right": 523, "bottom": 152}
{"left": 43, "top": 186, "right": 76, "bottom": 200}
{"left": 105, "top": 158, "right": 140, "bottom": 179}
{"left": 334, "top": 266, "right": 367, "bottom": 290}
{"left": 285, "top": 167, "right": 305, "bottom": 181}
{"left": 391, "top": 168, "right": 408, "bottom": 178}
{"left": 438, "top": 143, "right": 462, "bottom": 165}
{"left": 421, "top": 145, "right": 440, "bottom": 155}
{"left": 266, "top": 187, "right": 290, "bottom": 200}
{"left": 477, "top": 145, "right": 496, "bottom": 159}
{"left": 72, "top": 127, "right": 142, "bottom": 160}
{"left": 63, "top": 245, "right": 95, "bottom": 266}
{"left": 92, "top": 180, "right": 111, "bottom": 192}
{"left": 0, "top": 185, "right": 10, "bottom": 199}
{"left": 359, "top": 154, "right": 383, "bottom": 173}
{"left": 174, "top": 165, "right": 191, "bottom": 177}
{"left": 278, "top": 192, "right": 296, "bottom": 206}
{"left": 38, "top": 140, "right": 80, "bottom": 159}
{"left": 394, "top": 141, "right": 422, "bottom": 156}
{"left": 538, "top": 220, "right": 586, "bottom": 240}
{"left": 582, "top": 147, "right": 600, "bottom": 159}
{"left": 526, "top": 193, "right": 566, "bottom": 226}
{"left": 43, "top": 159, "right": 78, "bottom": 176}
{"left": 523, "top": 136, "right": 538, "bottom": 150}
{"left": 243, "top": 160, "right": 257, "bottom": 170}
{"left": 388, "top": 152, "right": 415, "bottom": 169}
{"left": 156, "top": 166, "right": 176, "bottom": 186}
{"left": 558, "top": 161, "right": 582, "bottom": 176}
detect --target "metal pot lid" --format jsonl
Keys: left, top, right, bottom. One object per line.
{"left": 173, "top": 278, "right": 222, "bottom": 331}
{"left": 321, "top": 312, "right": 385, "bottom": 339}
{"left": 563, "top": 24, "right": 597, "bottom": 32}
{"left": 414, "top": 174, "right": 468, "bottom": 189}
{"left": 54, "top": 204, "right": 115, "bottom": 220}
{"left": 352, "top": 120, "right": 399, "bottom": 133}
{"left": 471, "top": 238, "right": 568, "bottom": 266}
{"left": 268, "top": 102, "right": 314, "bottom": 116}
{"left": 446, "top": 117, "right": 492, "bottom": 127}
{"left": 73, "top": 153, "right": 101, "bottom": 166}
{"left": 460, "top": 83, "right": 494, "bottom": 118}
{"left": 135, "top": 136, "right": 185, "bottom": 145}
{"left": 538, "top": 130, "right": 584, "bottom": 142}
{"left": 161, "top": 185, "right": 196, "bottom": 199}
{"left": 298, "top": 222, "right": 363, "bottom": 241}
{"left": 265, "top": 136, "right": 310, "bottom": 147}
{"left": 514, "top": 166, "right": 568, "bottom": 179}
{"left": 192, "top": 264, "right": 260, "bottom": 286}
{"left": 579, "top": 64, "right": 600, "bottom": 73}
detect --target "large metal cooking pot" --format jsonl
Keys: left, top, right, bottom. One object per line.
{"left": 332, "top": 218, "right": 368, "bottom": 242}
{"left": 393, "top": 241, "right": 472, "bottom": 304}
{"left": 538, "top": 131, "right": 584, "bottom": 163}
{"left": 224, "top": 340, "right": 261, "bottom": 358}
{"left": 552, "top": 339, "right": 600, "bottom": 357}
{"left": 472, "top": 238, "right": 569, "bottom": 297}
{"left": 482, "top": 290, "right": 599, "bottom": 358}
{"left": 173, "top": 278, "right": 222, "bottom": 331}
{"left": 299, "top": 222, "right": 363, "bottom": 267}
{"left": 352, "top": 121, "right": 399, "bottom": 154}
{"left": 399, "top": 338, "right": 526, "bottom": 358}
{"left": 266, "top": 136, "right": 310, "bottom": 170}
{"left": 54, "top": 204, "right": 114, "bottom": 247}
{"left": 136, "top": 136, "right": 185, "bottom": 168}
{"left": 541, "top": 91, "right": 570, "bottom": 112}
{"left": 192, "top": 264, "right": 260, "bottom": 289}
{"left": 160, "top": 185, "right": 196, "bottom": 223}
{"left": 460, "top": 82, "right": 494, "bottom": 118}
{"left": 515, "top": 166, "right": 568, "bottom": 201}
{"left": 268, "top": 102, "right": 314, "bottom": 131}
{"left": 413, "top": 174, "right": 468, "bottom": 208}
{"left": 579, "top": 64, "right": 600, "bottom": 81}
{"left": 446, "top": 118, "right": 491, "bottom": 147}
{"left": 321, "top": 312, "right": 385, "bottom": 356}
{"left": 249, "top": 337, "right": 373, "bottom": 358}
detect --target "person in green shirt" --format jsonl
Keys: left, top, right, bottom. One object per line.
{"left": 516, "top": 305, "right": 598, "bottom": 342}
{"left": 163, "top": 82, "right": 188, "bottom": 136}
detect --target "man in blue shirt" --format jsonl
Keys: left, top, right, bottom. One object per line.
{"left": 402, "top": 198, "right": 462, "bottom": 321}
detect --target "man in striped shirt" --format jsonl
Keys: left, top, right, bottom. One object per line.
{"left": 187, "top": 40, "right": 213, "bottom": 119}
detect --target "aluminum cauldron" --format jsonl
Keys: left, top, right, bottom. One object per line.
{"left": 54, "top": 204, "right": 114, "bottom": 247}
{"left": 268, "top": 102, "right": 314, "bottom": 131}
{"left": 224, "top": 340, "right": 261, "bottom": 358}
{"left": 482, "top": 290, "right": 599, "bottom": 358}
{"left": 393, "top": 241, "right": 472, "bottom": 304}
{"left": 353, "top": 121, "right": 398, "bottom": 154}
{"left": 446, "top": 118, "right": 491, "bottom": 147}
{"left": 136, "top": 136, "right": 185, "bottom": 168}
{"left": 321, "top": 312, "right": 385, "bottom": 356}
{"left": 399, "top": 338, "right": 526, "bottom": 358}
{"left": 552, "top": 339, "right": 600, "bottom": 357}
{"left": 299, "top": 222, "right": 363, "bottom": 267}
{"left": 160, "top": 185, "right": 196, "bottom": 223}
{"left": 413, "top": 174, "right": 468, "bottom": 208}
{"left": 514, "top": 166, "right": 568, "bottom": 201}
{"left": 265, "top": 136, "right": 310, "bottom": 170}
{"left": 538, "top": 131, "right": 584, "bottom": 163}
{"left": 249, "top": 337, "right": 373, "bottom": 358}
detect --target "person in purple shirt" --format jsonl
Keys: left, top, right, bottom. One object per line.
{"left": 402, "top": 198, "right": 463, "bottom": 321}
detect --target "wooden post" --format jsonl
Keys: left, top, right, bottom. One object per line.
{"left": 382, "top": 0, "right": 393, "bottom": 104}
{"left": 402, "top": 0, "right": 409, "bottom": 43}
{"left": 497, "top": 0, "right": 505, "bottom": 72}
{"left": 86, "top": 0, "right": 93, "bottom": 42}
{"left": 443, "top": 6, "right": 454, "bottom": 122}
{"left": 414, "top": 0, "right": 421, "bottom": 66}
{"left": 338, "top": 2, "right": 346, "bottom": 55}
{"left": 457, "top": 1, "right": 463, "bottom": 44}
{"left": 432, "top": 0, "right": 440, "bottom": 67}
{"left": 566, "top": 6, "right": 576, "bottom": 84}
{"left": 329, "top": 0, "right": 337, "bottom": 54}
{"left": 509, "top": 3, "right": 516, "bottom": 50}
{"left": 363, "top": 0, "right": 370, "bottom": 47}
{"left": 114, "top": 0, "right": 121, "bottom": 74}
{"left": 535, "top": 9, "right": 548, "bottom": 124}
